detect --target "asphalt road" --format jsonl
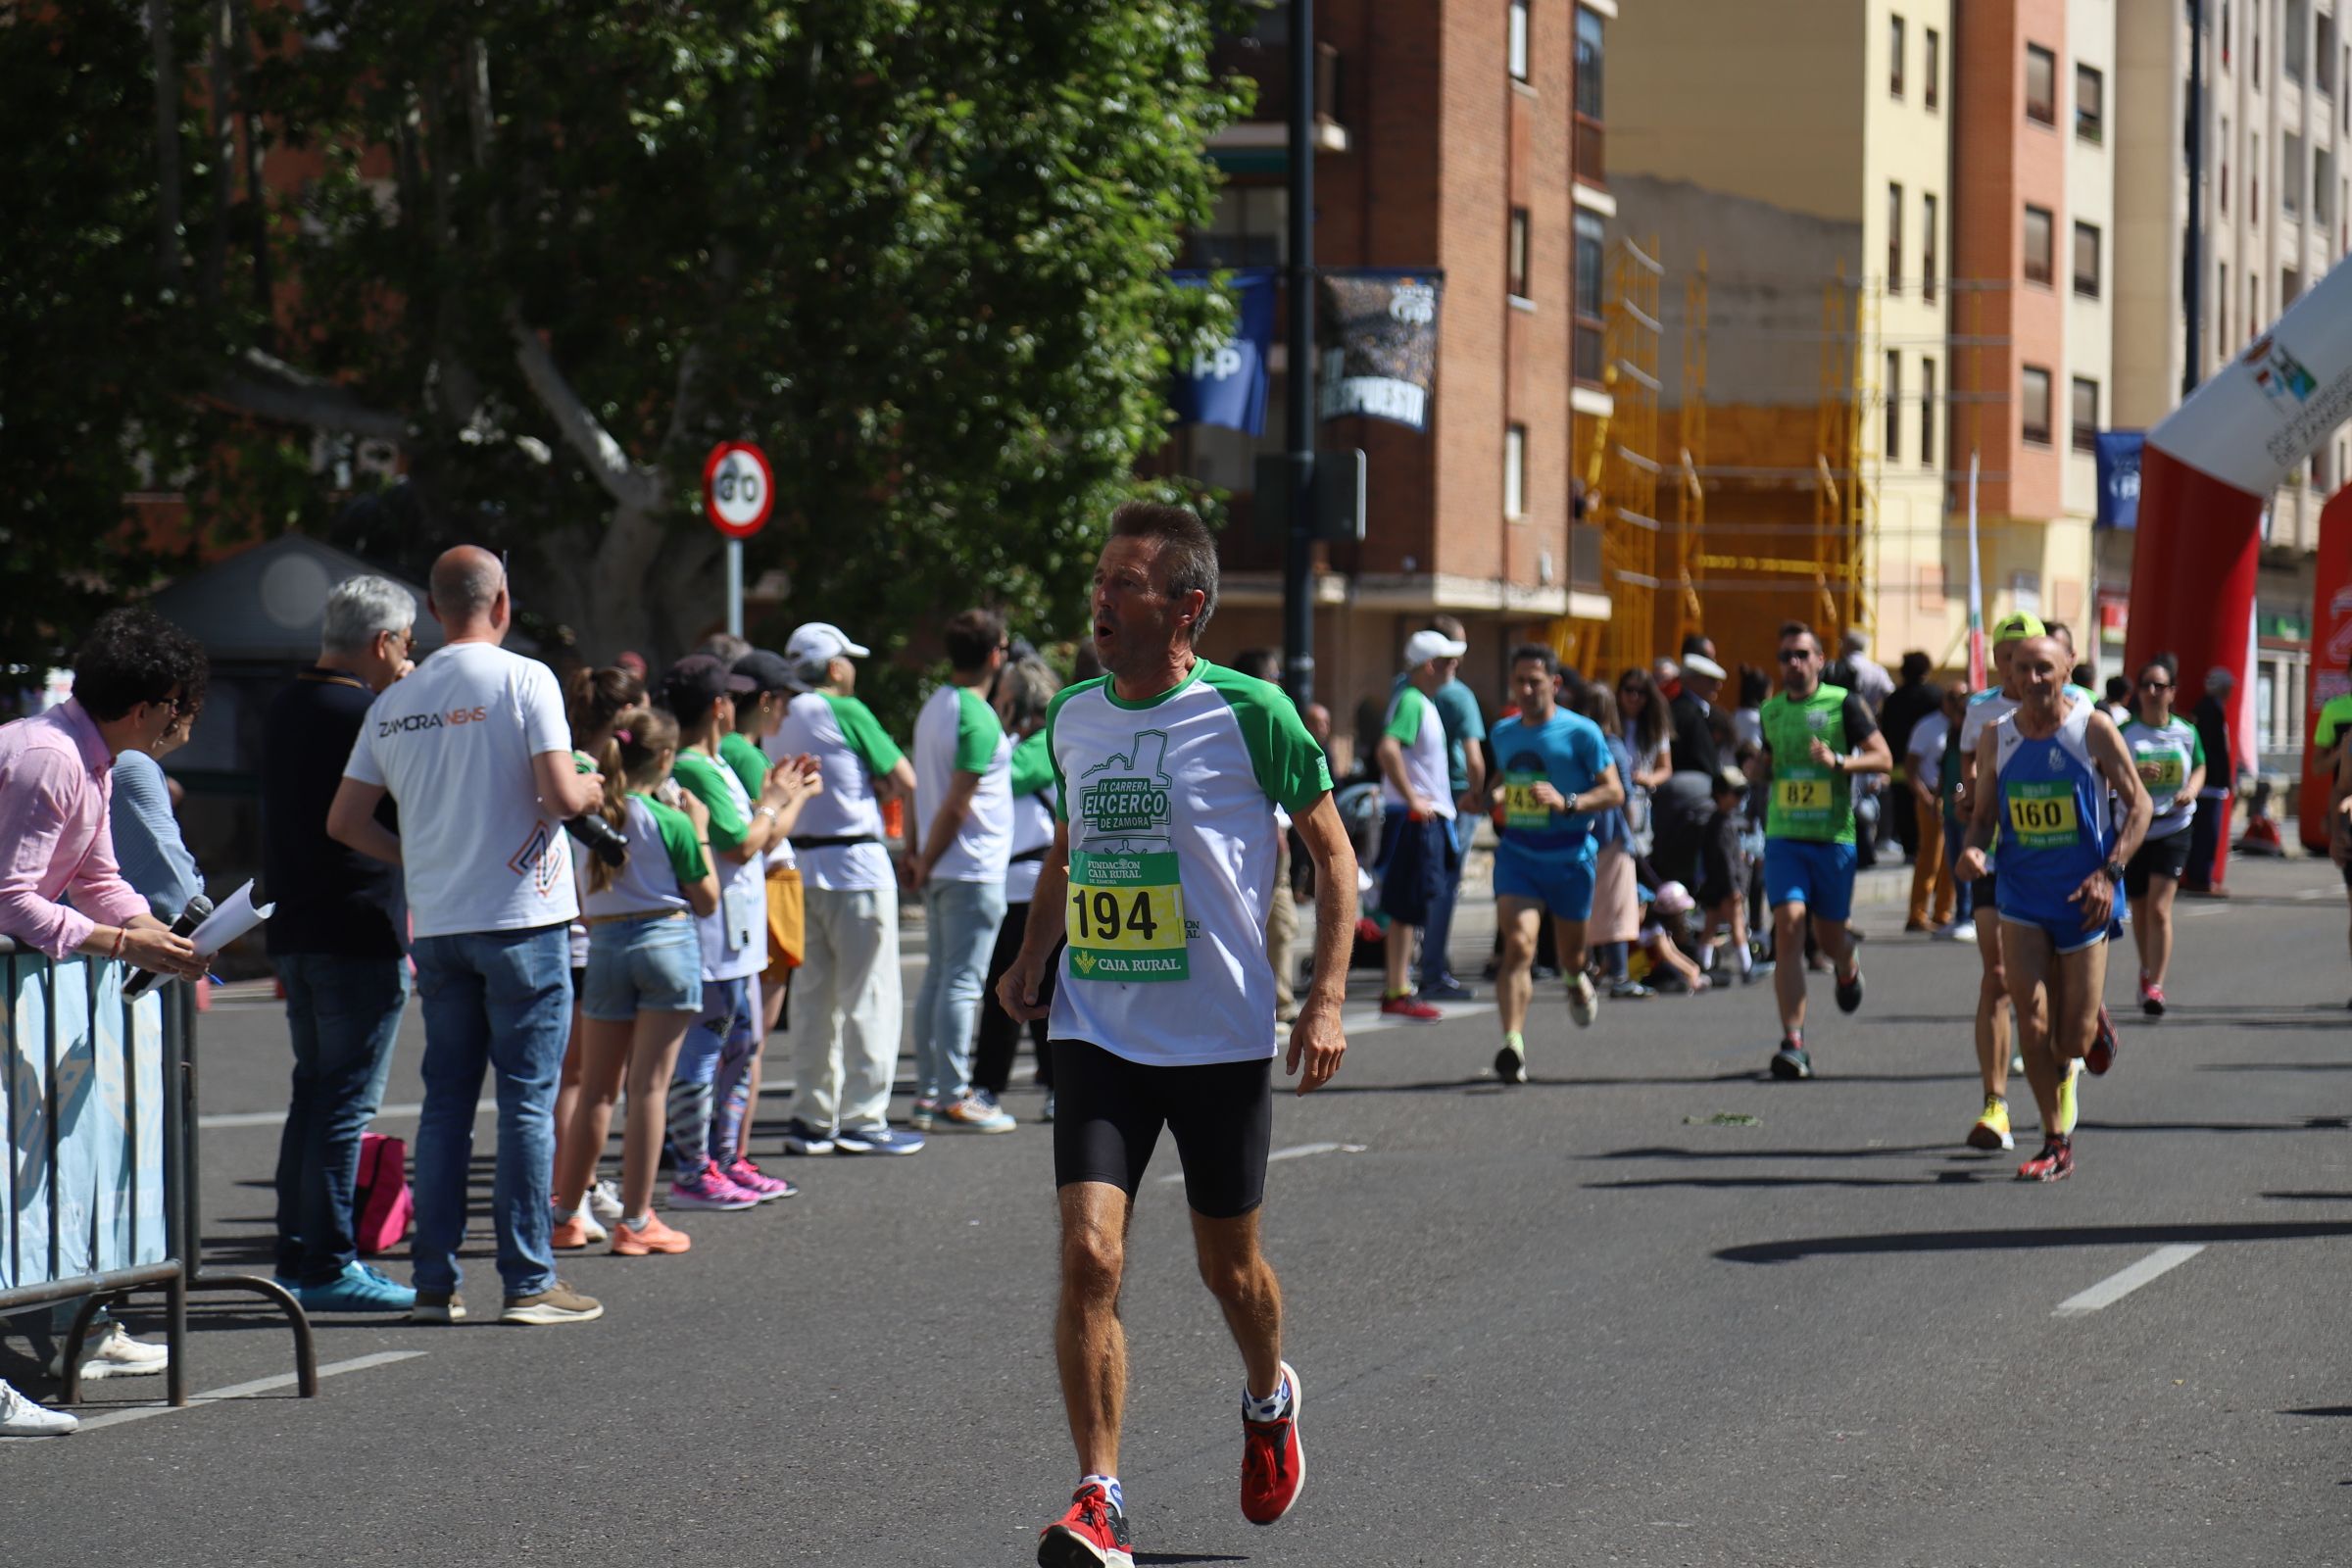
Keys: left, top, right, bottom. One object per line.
{"left": 5, "top": 857, "right": 2349, "bottom": 1567}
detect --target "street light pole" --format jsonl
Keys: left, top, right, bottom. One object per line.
{"left": 2183, "top": 0, "right": 2205, "bottom": 397}
{"left": 1282, "top": 0, "right": 1316, "bottom": 709}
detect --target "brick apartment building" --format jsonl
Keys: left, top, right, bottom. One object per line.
{"left": 1173, "top": 0, "right": 1616, "bottom": 760}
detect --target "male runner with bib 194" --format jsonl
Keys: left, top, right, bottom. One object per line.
{"left": 1754, "top": 620, "right": 1890, "bottom": 1081}
{"left": 999, "top": 504, "right": 1358, "bottom": 1568}
{"left": 1955, "top": 637, "right": 2150, "bottom": 1182}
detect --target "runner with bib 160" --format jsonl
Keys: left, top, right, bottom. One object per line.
{"left": 997, "top": 503, "right": 1360, "bottom": 1568}
{"left": 1753, "top": 620, "right": 1890, "bottom": 1081}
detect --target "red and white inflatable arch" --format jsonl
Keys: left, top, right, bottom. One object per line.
{"left": 2125, "top": 256, "right": 2352, "bottom": 857}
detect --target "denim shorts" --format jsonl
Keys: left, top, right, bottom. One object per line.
{"left": 581, "top": 912, "right": 703, "bottom": 1020}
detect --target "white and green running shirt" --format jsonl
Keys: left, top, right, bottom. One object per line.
{"left": 1380, "top": 682, "right": 1457, "bottom": 820}
{"left": 2121, "top": 713, "right": 2204, "bottom": 840}
{"left": 769, "top": 690, "right": 904, "bottom": 892}
{"left": 914, "top": 682, "right": 1012, "bottom": 884}
{"left": 1046, "top": 660, "right": 1332, "bottom": 1066}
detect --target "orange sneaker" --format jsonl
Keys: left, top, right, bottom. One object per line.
{"left": 549, "top": 1213, "right": 595, "bottom": 1251}
{"left": 610, "top": 1214, "right": 692, "bottom": 1256}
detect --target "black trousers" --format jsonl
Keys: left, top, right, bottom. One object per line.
{"left": 974, "top": 899, "right": 1059, "bottom": 1095}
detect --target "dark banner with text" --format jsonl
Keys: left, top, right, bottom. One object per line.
{"left": 1317, "top": 270, "right": 1443, "bottom": 432}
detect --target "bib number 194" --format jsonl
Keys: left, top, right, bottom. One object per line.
{"left": 1067, "top": 851, "right": 1189, "bottom": 982}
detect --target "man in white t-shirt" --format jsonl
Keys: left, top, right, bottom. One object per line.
{"left": 907, "top": 608, "right": 1015, "bottom": 1132}
{"left": 768, "top": 622, "right": 926, "bottom": 1157}
{"left": 998, "top": 502, "right": 1358, "bottom": 1567}
{"left": 1371, "top": 628, "right": 1467, "bottom": 1023}
{"left": 329, "top": 547, "right": 606, "bottom": 1328}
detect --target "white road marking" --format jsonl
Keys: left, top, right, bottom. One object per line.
{"left": 1157, "top": 1141, "right": 1355, "bottom": 1184}
{"left": 2052, "top": 1245, "right": 2205, "bottom": 1318}
{"left": 199, "top": 1101, "right": 495, "bottom": 1130}
{"left": 11, "top": 1350, "right": 428, "bottom": 1439}
{"left": 1340, "top": 1000, "right": 1497, "bottom": 1036}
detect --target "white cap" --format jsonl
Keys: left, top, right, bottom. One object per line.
{"left": 1682, "top": 653, "right": 1728, "bottom": 681}
{"left": 1403, "top": 628, "right": 1469, "bottom": 667}
{"left": 1654, "top": 880, "right": 1697, "bottom": 916}
{"left": 785, "top": 621, "right": 869, "bottom": 665}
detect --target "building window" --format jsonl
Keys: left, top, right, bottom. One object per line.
{"left": 1576, "top": 7, "right": 1605, "bottom": 115}
{"left": 2251, "top": 271, "right": 2261, "bottom": 335}
{"left": 2286, "top": 0, "right": 2308, "bottom": 83}
{"left": 1505, "top": 423, "right": 1528, "bottom": 518}
{"left": 2022, "top": 367, "right": 2053, "bottom": 446}
{"left": 2024, "top": 203, "right": 2054, "bottom": 284}
{"left": 1509, "top": 0, "right": 1531, "bottom": 82}
{"left": 2221, "top": 115, "right": 2230, "bottom": 213}
{"left": 2220, "top": 261, "right": 2230, "bottom": 346}
{"left": 1926, "top": 28, "right": 1941, "bottom": 110}
{"left": 2252, "top": 131, "right": 2260, "bottom": 213}
{"left": 2320, "top": 11, "right": 2337, "bottom": 92}
{"left": 1890, "top": 14, "right": 1906, "bottom": 97}
{"left": 1887, "top": 182, "right": 1904, "bottom": 287}
{"left": 2283, "top": 266, "right": 2302, "bottom": 306}
{"left": 2254, "top": 1, "right": 2262, "bottom": 85}
{"left": 2026, "top": 44, "right": 2057, "bottom": 124}
{"left": 2323, "top": 149, "right": 2339, "bottom": 225}
{"left": 1573, "top": 211, "right": 1605, "bottom": 383}
{"left": 2076, "top": 64, "right": 2104, "bottom": 142}
{"left": 1923, "top": 192, "right": 1938, "bottom": 300}
{"left": 2284, "top": 131, "right": 2304, "bottom": 216}
{"left": 2224, "top": 0, "right": 2232, "bottom": 66}
{"left": 2071, "top": 377, "right": 2099, "bottom": 454}
{"left": 1922, "top": 357, "right": 1937, "bottom": 467}
{"left": 2073, "top": 220, "right": 2102, "bottom": 297}
{"left": 1508, "top": 206, "right": 1532, "bottom": 299}
{"left": 1885, "top": 352, "right": 1902, "bottom": 461}
{"left": 1186, "top": 185, "right": 1288, "bottom": 269}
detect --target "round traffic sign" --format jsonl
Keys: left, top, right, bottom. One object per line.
{"left": 703, "top": 442, "right": 775, "bottom": 539}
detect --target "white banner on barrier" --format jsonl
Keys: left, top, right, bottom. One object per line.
{"left": 1, "top": 958, "right": 168, "bottom": 1293}
{"left": 2153, "top": 254, "right": 2352, "bottom": 496}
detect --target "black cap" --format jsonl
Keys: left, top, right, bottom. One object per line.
{"left": 659, "top": 653, "right": 755, "bottom": 715}
{"left": 732, "top": 649, "right": 795, "bottom": 695}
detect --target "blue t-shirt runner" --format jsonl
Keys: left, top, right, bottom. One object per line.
{"left": 1490, "top": 708, "right": 1614, "bottom": 922}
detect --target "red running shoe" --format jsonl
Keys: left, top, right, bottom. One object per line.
{"left": 2084, "top": 1004, "right": 2121, "bottom": 1076}
{"left": 2017, "top": 1136, "right": 2074, "bottom": 1183}
{"left": 1379, "top": 994, "right": 1443, "bottom": 1022}
{"left": 1037, "top": 1482, "right": 1132, "bottom": 1568}
{"left": 1241, "top": 1360, "right": 1305, "bottom": 1526}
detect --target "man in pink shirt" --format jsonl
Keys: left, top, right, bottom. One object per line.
{"left": 0, "top": 609, "right": 206, "bottom": 972}
{"left": 0, "top": 608, "right": 207, "bottom": 1437}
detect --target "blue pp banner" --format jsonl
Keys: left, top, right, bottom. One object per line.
{"left": 1169, "top": 269, "right": 1274, "bottom": 436}
{"left": 2094, "top": 429, "right": 2144, "bottom": 530}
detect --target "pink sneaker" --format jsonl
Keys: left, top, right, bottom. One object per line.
{"left": 667, "top": 1158, "right": 760, "bottom": 1211}
{"left": 722, "top": 1156, "right": 798, "bottom": 1202}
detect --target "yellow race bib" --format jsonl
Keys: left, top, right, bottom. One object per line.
{"left": 1776, "top": 777, "right": 1829, "bottom": 812}
{"left": 1066, "top": 851, "right": 1189, "bottom": 982}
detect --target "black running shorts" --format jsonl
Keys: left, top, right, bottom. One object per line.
{"left": 2124, "top": 830, "right": 2193, "bottom": 899}
{"left": 1050, "top": 1040, "right": 1274, "bottom": 1219}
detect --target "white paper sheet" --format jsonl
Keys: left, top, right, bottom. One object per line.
{"left": 187, "top": 879, "right": 274, "bottom": 957}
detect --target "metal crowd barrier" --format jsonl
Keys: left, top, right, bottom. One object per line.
{"left": 1, "top": 938, "right": 315, "bottom": 1406}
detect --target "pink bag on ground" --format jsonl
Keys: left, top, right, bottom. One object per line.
{"left": 353, "top": 1132, "right": 414, "bottom": 1257}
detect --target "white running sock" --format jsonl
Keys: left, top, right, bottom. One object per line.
{"left": 1243, "top": 1372, "right": 1292, "bottom": 1423}
{"left": 1081, "top": 1473, "right": 1124, "bottom": 1514}
{"left": 621, "top": 1213, "right": 651, "bottom": 1233}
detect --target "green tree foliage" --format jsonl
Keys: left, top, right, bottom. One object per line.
{"left": 3, "top": 1, "right": 1250, "bottom": 727}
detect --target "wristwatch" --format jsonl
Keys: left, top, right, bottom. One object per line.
{"left": 2102, "top": 858, "right": 2126, "bottom": 884}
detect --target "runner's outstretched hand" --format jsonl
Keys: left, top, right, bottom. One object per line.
{"left": 1285, "top": 996, "right": 1346, "bottom": 1095}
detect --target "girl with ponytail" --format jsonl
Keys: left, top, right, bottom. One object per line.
{"left": 552, "top": 704, "right": 720, "bottom": 1256}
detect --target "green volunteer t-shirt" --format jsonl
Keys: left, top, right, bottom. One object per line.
{"left": 634, "top": 791, "right": 710, "bottom": 882}
{"left": 1009, "top": 727, "right": 1055, "bottom": 796}
{"left": 719, "top": 730, "right": 769, "bottom": 804}
{"left": 671, "top": 748, "right": 750, "bottom": 853}
{"left": 820, "top": 691, "right": 905, "bottom": 774}
{"left": 2316, "top": 693, "right": 2352, "bottom": 755}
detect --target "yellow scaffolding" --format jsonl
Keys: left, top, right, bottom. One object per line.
{"left": 1669, "top": 254, "right": 1708, "bottom": 653}
{"left": 1594, "top": 233, "right": 1664, "bottom": 680}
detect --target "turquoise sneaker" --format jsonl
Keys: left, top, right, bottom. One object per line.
{"left": 300, "top": 1261, "right": 416, "bottom": 1314}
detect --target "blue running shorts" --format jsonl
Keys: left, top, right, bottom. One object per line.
{"left": 1493, "top": 841, "right": 1598, "bottom": 921}
{"left": 1761, "top": 837, "right": 1858, "bottom": 923}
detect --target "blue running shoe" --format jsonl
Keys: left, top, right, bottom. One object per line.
{"left": 300, "top": 1261, "right": 416, "bottom": 1314}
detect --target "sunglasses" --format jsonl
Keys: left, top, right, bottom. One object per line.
{"left": 2138, "top": 678, "right": 2173, "bottom": 691}
{"left": 1777, "top": 650, "right": 1813, "bottom": 663}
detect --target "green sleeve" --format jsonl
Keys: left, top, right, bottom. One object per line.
{"left": 671, "top": 751, "right": 750, "bottom": 853}
{"left": 642, "top": 796, "right": 710, "bottom": 882}
{"left": 1385, "top": 686, "right": 1426, "bottom": 747}
{"left": 1044, "top": 679, "right": 1106, "bottom": 822}
{"left": 823, "top": 694, "right": 905, "bottom": 775}
{"left": 953, "top": 685, "right": 1004, "bottom": 772}
{"left": 1009, "top": 728, "right": 1056, "bottom": 796}
{"left": 1203, "top": 663, "right": 1334, "bottom": 815}
{"left": 719, "top": 732, "right": 767, "bottom": 801}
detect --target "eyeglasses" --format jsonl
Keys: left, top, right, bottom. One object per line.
{"left": 2138, "top": 678, "right": 2173, "bottom": 691}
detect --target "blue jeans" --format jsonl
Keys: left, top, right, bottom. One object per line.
{"left": 1417, "top": 812, "right": 1475, "bottom": 990}
{"left": 409, "top": 924, "right": 571, "bottom": 1298}
{"left": 914, "top": 877, "right": 1007, "bottom": 1102}
{"left": 273, "top": 955, "right": 411, "bottom": 1284}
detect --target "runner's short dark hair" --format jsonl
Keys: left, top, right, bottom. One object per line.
{"left": 943, "top": 608, "right": 1006, "bottom": 672}
{"left": 1508, "top": 643, "right": 1557, "bottom": 675}
{"left": 72, "top": 608, "right": 209, "bottom": 721}
{"left": 1108, "top": 501, "right": 1218, "bottom": 642}
{"left": 1777, "top": 619, "right": 1820, "bottom": 652}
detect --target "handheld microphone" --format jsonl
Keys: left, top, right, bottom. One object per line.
{"left": 123, "top": 892, "right": 213, "bottom": 999}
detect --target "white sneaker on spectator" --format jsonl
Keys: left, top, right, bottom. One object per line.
{"left": 587, "top": 1179, "right": 624, "bottom": 1225}
{"left": 47, "top": 1321, "right": 168, "bottom": 1381}
{"left": 0, "top": 1378, "right": 77, "bottom": 1436}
